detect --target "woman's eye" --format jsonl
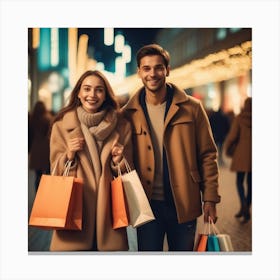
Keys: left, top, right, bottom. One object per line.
{"left": 96, "top": 88, "right": 104, "bottom": 93}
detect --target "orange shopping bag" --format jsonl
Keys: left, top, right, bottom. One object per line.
{"left": 194, "top": 220, "right": 209, "bottom": 252}
{"left": 196, "top": 234, "right": 208, "bottom": 251}
{"left": 29, "top": 160, "right": 83, "bottom": 230}
{"left": 111, "top": 166, "right": 129, "bottom": 229}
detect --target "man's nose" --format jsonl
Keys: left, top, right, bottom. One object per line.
{"left": 150, "top": 68, "right": 156, "bottom": 76}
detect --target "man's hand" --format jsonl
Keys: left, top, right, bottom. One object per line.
{"left": 203, "top": 201, "right": 217, "bottom": 223}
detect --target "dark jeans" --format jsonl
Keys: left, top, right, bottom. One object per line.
{"left": 137, "top": 200, "right": 197, "bottom": 251}
{"left": 236, "top": 172, "right": 252, "bottom": 206}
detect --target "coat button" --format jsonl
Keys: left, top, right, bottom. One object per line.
{"left": 148, "top": 145, "right": 152, "bottom": 150}
{"left": 147, "top": 167, "right": 152, "bottom": 171}
{"left": 143, "top": 131, "right": 147, "bottom": 135}
{"left": 147, "top": 180, "right": 151, "bottom": 185}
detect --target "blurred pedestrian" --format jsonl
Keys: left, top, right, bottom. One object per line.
{"left": 28, "top": 112, "right": 31, "bottom": 153}
{"left": 122, "top": 44, "right": 220, "bottom": 251}
{"left": 224, "top": 97, "right": 252, "bottom": 223}
{"left": 209, "top": 107, "right": 230, "bottom": 166}
{"left": 49, "top": 70, "right": 133, "bottom": 251}
{"left": 29, "top": 101, "right": 53, "bottom": 191}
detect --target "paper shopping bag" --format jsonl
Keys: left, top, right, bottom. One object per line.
{"left": 196, "top": 234, "right": 208, "bottom": 252}
{"left": 205, "top": 217, "right": 221, "bottom": 251}
{"left": 111, "top": 176, "right": 129, "bottom": 229}
{"left": 121, "top": 160, "right": 155, "bottom": 228}
{"left": 29, "top": 174, "right": 83, "bottom": 230}
{"left": 194, "top": 220, "right": 209, "bottom": 252}
{"left": 217, "top": 234, "right": 234, "bottom": 251}
{"left": 208, "top": 217, "right": 234, "bottom": 252}
{"left": 207, "top": 234, "right": 221, "bottom": 251}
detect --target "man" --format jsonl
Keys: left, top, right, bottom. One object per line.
{"left": 122, "top": 44, "right": 220, "bottom": 251}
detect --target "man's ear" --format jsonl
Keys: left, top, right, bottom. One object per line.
{"left": 166, "top": 65, "right": 170, "bottom": 77}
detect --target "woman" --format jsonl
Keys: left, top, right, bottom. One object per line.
{"left": 224, "top": 97, "right": 252, "bottom": 223}
{"left": 49, "top": 70, "right": 133, "bottom": 251}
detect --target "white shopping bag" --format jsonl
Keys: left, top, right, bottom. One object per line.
{"left": 210, "top": 218, "right": 234, "bottom": 252}
{"left": 121, "top": 159, "right": 155, "bottom": 228}
{"left": 217, "top": 234, "right": 234, "bottom": 251}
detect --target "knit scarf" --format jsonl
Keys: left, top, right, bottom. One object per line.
{"left": 77, "top": 106, "right": 117, "bottom": 151}
{"left": 77, "top": 106, "right": 117, "bottom": 187}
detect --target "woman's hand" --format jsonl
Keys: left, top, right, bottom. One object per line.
{"left": 67, "top": 137, "right": 85, "bottom": 160}
{"left": 111, "top": 140, "right": 124, "bottom": 165}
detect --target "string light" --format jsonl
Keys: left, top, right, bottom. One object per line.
{"left": 114, "top": 34, "right": 125, "bottom": 53}
{"left": 112, "top": 41, "right": 252, "bottom": 95}
{"left": 104, "top": 28, "right": 114, "bottom": 46}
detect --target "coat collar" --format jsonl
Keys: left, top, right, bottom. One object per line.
{"left": 62, "top": 109, "right": 83, "bottom": 138}
{"left": 125, "top": 82, "right": 190, "bottom": 110}
{"left": 164, "top": 83, "right": 190, "bottom": 128}
{"left": 124, "top": 83, "right": 190, "bottom": 130}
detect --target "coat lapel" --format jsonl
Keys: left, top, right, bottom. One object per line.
{"left": 63, "top": 110, "right": 83, "bottom": 139}
{"left": 62, "top": 110, "right": 96, "bottom": 188}
{"left": 134, "top": 109, "right": 150, "bottom": 133}
{"left": 124, "top": 90, "right": 150, "bottom": 133}
{"left": 164, "top": 103, "right": 179, "bottom": 130}
{"left": 164, "top": 84, "right": 190, "bottom": 130}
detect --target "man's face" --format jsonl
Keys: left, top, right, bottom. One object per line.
{"left": 137, "top": 55, "right": 169, "bottom": 93}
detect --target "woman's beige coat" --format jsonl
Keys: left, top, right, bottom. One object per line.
{"left": 49, "top": 109, "right": 133, "bottom": 251}
{"left": 123, "top": 83, "right": 220, "bottom": 224}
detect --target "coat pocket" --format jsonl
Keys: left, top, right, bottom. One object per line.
{"left": 169, "top": 116, "right": 194, "bottom": 126}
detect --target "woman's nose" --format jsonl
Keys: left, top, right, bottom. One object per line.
{"left": 89, "top": 90, "right": 97, "bottom": 97}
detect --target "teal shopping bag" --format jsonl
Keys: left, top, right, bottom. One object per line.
{"left": 207, "top": 234, "right": 220, "bottom": 251}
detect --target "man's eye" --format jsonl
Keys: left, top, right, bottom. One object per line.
{"left": 155, "top": 66, "right": 164, "bottom": 71}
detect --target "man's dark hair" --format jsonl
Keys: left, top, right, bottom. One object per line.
{"left": 136, "top": 44, "right": 170, "bottom": 68}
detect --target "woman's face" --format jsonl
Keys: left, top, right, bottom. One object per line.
{"left": 78, "top": 75, "right": 106, "bottom": 113}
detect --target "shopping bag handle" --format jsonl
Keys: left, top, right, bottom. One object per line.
{"left": 51, "top": 158, "right": 73, "bottom": 177}
{"left": 208, "top": 216, "right": 220, "bottom": 235}
{"left": 200, "top": 217, "right": 221, "bottom": 236}
{"left": 114, "top": 156, "right": 132, "bottom": 176}
{"left": 201, "top": 218, "right": 210, "bottom": 235}
{"left": 114, "top": 162, "right": 122, "bottom": 178}
{"left": 63, "top": 160, "right": 73, "bottom": 176}
{"left": 123, "top": 157, "right": 132, "bottom": 173}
